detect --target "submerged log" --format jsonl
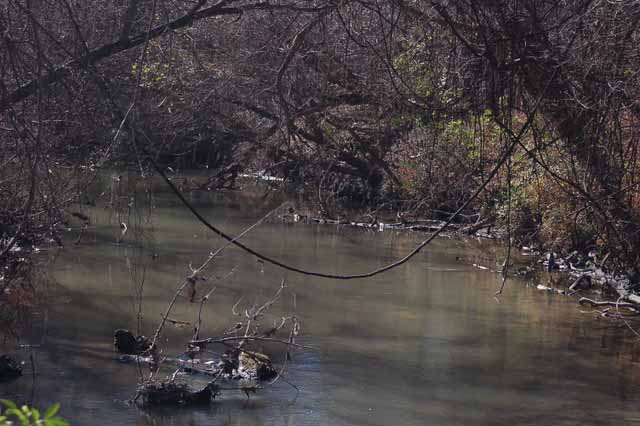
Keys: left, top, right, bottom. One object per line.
{"left": 138, "top": 381, "right": 220, "bottom": 406}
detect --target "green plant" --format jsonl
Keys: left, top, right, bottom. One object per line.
{"left": 0, "top": 400, "right": 68, "bottom": 426}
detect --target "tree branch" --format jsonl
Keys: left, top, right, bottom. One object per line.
{"left": 0, "top": 2, "right": 241, "bottom": 113}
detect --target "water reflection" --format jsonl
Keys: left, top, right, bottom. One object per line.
{"left": 2, "top": 187, "right": 640, "bottom": 425}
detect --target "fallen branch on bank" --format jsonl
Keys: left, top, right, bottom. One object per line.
{"left": 578, "top": 297, "right": 639, "bottom": 310}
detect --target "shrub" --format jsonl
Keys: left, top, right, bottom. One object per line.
{"left": 0, "top": 400, "right": 68, "bottom": 426}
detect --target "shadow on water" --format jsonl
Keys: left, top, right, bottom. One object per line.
{"left": 2, "top": 184, "right": 640, "bottom": 425}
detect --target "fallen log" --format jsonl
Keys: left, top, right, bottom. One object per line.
{"left": 138, "top": 381, "right": 220, "bottom": 406}
{"left": 578, "top": 297, "right": 639, "bottom": 309}
{"left": 626, "top": 294, "right": 640, "bottom": 305}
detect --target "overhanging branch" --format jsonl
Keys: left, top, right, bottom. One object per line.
{"left": 0, "top": 2, "right": 333, "bottom": 113}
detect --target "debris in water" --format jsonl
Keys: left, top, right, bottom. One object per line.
{"left": 138, "top": 381, "right": 220, "bottom": 406}
{"left": 114, "top": 329, "right": 151, "bottom": 355}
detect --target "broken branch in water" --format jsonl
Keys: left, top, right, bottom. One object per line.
{"left": 124, "top": 203, "right": 303, "bottom": 405}
{"left": 147, "top": 204, "right": 283, "bottom": 357}
{"left": 189, "top": 335, "right": 311, "bottom": 350}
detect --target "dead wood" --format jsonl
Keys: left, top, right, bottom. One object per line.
{"left": 569, "top": 274, "right": 592, "bottom": 293}
{"left": 138, "top": 381, "right": 220, "bottom": 406}
{"left": 578, "top": 297, "right": 639, "bottom": 310}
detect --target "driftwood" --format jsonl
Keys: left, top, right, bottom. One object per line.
{"left": 119, "top": 355, "right": 227, "bottom": 379}
{"left": 568, "top": 274, "right": 592, "bottom": 293}
{"left": 578, "top": 297, "right": 639, "bottom": 309}
{"left": 118, "top": 349, "right": 277, "bottom": 381}
{"left": 138, "top": 381, "right": 220, "bottom": 406}
{"left": 626, "top": 294, "right": 640, "bottom": 305}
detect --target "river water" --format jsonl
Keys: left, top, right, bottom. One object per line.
{"left": 2, "top": 183, "right": 640, "bottom": 425}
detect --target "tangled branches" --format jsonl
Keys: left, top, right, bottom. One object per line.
{"left": 120, "top": 208, "right": 303, "bottom": 406}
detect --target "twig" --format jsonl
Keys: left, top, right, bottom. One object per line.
{"left": 241, "top": 278, "right": 286, "bottom": 336}
{"left": 190, "top": 335, "right": 312, "bottom": 350}
{"left": 232, "top": 296, "right": 244, "bottom": 316}
{"left": 147, "top": 204, "right": 282, "bottom": 363}
{"left": 616, "top": 296, "right": 640, "bottom": 339}
{"left": 192, "top": 266, "right": 237, "bottom": 341}
{"left": 496, "top": 137, "right": 513, "bottom": 296}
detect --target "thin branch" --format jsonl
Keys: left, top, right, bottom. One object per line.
{"left": 148, "top": 203, "right": 282, "bottom": 353}
{"left": 0, "top": 2, "right": 241, "bottom": 112}
{"left": 190, "top": 335, "right": 312, "bottom": 349}
{"left": 144, "top": 68, "right": 552, "bottom": 280}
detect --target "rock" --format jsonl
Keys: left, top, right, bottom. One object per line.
{"left": 0, "top": 355, "right": 22, "bottom": 382}
{"left": 238, "top": 351, "right": 277, "bottom": 381}
{"left": 114, "top": 329, "right": 151, "bottom": 355}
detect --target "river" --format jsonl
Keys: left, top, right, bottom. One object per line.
{"left": 2, "top": 182, "right": 640, "bottom": 425}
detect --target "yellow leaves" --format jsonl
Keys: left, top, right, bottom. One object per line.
{"left": 131, "top": 61, "right": 171, "bottom": 88}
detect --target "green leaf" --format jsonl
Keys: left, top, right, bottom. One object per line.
{"left": 43, "top": 404, "right": 59, "bottom": 420}
{"left": 5, "top": 408, "right": 28, "bottom": 426}
{"left": 30, "top": 408, "right": 39, "bottom": 421}
{"left": 0, "top": 401, "right": 17, "bottom": 410}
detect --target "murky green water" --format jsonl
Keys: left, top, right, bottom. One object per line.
{"left": 3, "top": 182, "right": 640, "bottom": 425}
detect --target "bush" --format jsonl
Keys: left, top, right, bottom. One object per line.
{"left": 0, "top": 400, "right": 68, "bottom": 426}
